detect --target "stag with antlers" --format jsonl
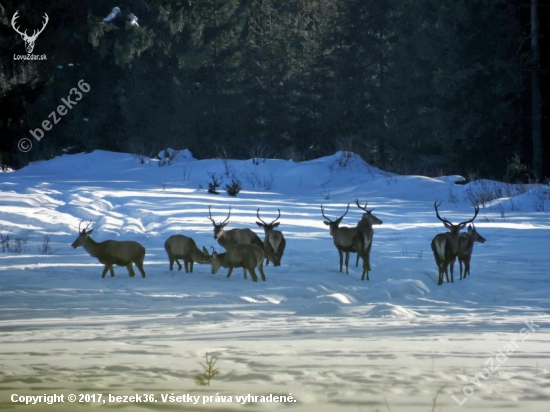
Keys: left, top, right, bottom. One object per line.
{"left": 71, "top": 221, "right": 146, "bottom": 278}
{"left": 352, "top": 199, "right": 383, "bottom": 280}
{"left": 256, "top": 208, "right": 286, "bottom": 266}
{"left": 207, "top": 206, "right": 264, "bottom": 252}
{"left": 431, "top": 202, "right": 479, "bottom": 285}
{"left": 12, "top": 11, "right": 49, "bottom": 54}
{"left": 321, "top": 203, "right": 359, "bottom": 274}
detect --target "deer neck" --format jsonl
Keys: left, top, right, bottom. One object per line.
{"left": 192, "top": 246, "right": 209, "bottom": 263}
{"left": 460, "top": 234, "right": 475, "bottom": 253}
{"left": 82, "top": 236, "right": 103, "bottom": 258}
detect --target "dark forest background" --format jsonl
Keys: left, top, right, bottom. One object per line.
{"left": 0, "top": 0, "right": 548, "bottom": 181}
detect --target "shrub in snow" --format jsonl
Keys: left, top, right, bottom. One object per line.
{"left": 225, "top": 178, "right": 242, "bottom": 197}
{"left": 207, "top": 172, "right": 223, "bottom": 195}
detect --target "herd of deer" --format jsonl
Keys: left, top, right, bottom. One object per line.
{"left": 70, "top": 200, "right": 485, "bottom": 285}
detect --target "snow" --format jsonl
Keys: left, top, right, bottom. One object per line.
{"left": 1, "top": 150, "right": 549, "bottom": 411}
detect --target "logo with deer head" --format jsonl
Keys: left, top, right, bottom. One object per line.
{"left": 11, "top": 10, "right": 49, "bottom": 54}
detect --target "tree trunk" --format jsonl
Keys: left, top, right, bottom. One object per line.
{"left": 531, "top": 0, "right": 542, "bottom": 178}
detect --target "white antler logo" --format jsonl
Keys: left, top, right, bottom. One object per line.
{"left": 12, "top": 10, "right": 49, "bottom": 54}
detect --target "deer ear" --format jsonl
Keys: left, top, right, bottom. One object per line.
{"left": 443, "top": 222, "right": 452, "bottom": 229}
{"left": 273, "top": 222, "right": 280, "bottom": 228}
{"left": 323, "top": 221, "right": 330, "bottom": 226}
{"left": 468, "top": 225, "right": 473, "bottom": 233}
{"left": 86, "top": 229, "right": 94, "bottom": 235}
{"left": 256, "top": 221, "right": 263, "bottom": 227}
{"left": 202, "top": 246, "right": 209, "bottom": 255}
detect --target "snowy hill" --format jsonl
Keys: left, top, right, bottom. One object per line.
{"left": 0, "top": 150, "right": 549, "bottom": 411}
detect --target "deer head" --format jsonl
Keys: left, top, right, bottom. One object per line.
{"left": 355, "top": 199, "right": 383, "bottom": 225}
{"left": 466, "top": 224, "right": 486, "bottom": 243}
{"left": 71, "top": 220, "right": 93, "bottom": 248}
{"left": 207, "top": 206, "right": 231, "bottom": 240}
{"left": 12, "top": 11, "right": 49, "bottom": 54}
{"left": 321, "top": 203, "right": 350, "bottom": 235}
{"left": 434, "top": 201, "right": 479, "bottom": 235}
{"left": 256, "top": 208, "right": 281, "bottom": 232}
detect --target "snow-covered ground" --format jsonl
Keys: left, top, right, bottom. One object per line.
{"left": 0, "top": 150, "right": 549, "bottom": 411}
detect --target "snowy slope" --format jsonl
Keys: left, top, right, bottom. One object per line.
{"left": 0, "top": 150, "right": 549, "bottom": 411}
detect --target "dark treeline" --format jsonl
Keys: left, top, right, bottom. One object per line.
{"left": 0, "top": 0, "right": 548, "bottom": 180}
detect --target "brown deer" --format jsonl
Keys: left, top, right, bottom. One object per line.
{"left": 321, "top": 203, "right": 359, "bottom": 274}
{"left": 207, "top": 245, "right": 266, "bottom": 282}
{"left": 457, "top": 224, "right": 486, "bottom": 279}
{"left": 256, "top": 208, "right": 286, "bottom": 266}
{"left": 208, "top": 206, "right": 264, "bottom": 252}
{"left": 164, "top": 234, "right": 210, "bottom": 272}
{"left": 352, "top": 199, "right": 383, "bottom": 280}
{"left": 431, "top": 202, "right": 479, "bottom": 285}
{"left": 71, "top": 221, "right": 146, "bottom": 278}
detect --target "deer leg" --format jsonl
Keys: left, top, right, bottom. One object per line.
{"left": 101, "top": 265, "right": 112, "bottom": 278}
{"left": 365, "top": 241, "right": 373, "bottom": 272}
{"left": 248, "top": 267, "right": 259, "bottom": 282}
{"left": 127, "top": 264, "right": 136, "bottom": 277}
{"left": 168, "top": 255, "right": 175, "bottom": 270}
{"left": 226, "top": 267, "right": 234, "bottom": 278}
{"left": 175, "top": 258, "right": 182, "bottom": 270}
{"left": 344, "top": 251, "right": 350, "bottom": 274}
{"left": 337, "top": 247, "right": 344, "bottom": 272}
{"left": 135, "top": 261, "right": 146, "bottom": 278}
{"left": 184, "top": 260, "right": 190, "bottom": 273}
{"left": 449, "top": 257, "right": 456, "bottom": 283}
{"left": 190, "top": 260, "right": 194, "bottom": 273}
{"left": 438, "top": 264, "right": 446, "bottom": 286}
{"left": 258, "top": 262, "right": 266, "bottom": 281}
{"left": 465, "top": 256, "right": 472, "bottom": 277}
{"left": 242, "top": 268, "right": 247, "bottom": 279}
{"left": 356, "top": 253, "right": 360, "bottom": 267}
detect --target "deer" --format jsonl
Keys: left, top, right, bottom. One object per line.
{"left": 352, "top": 199, "right": 383, "bottom": 280}
{"left": 207, "top": 245, "right": 266, "bottom": 282}
{"left": 71, "top": 221, "right": 146, "bottom": 278}
{"left": 431, "top": 202, "right": 479, "bottom": 285}
{"left": 457, "top": 224, "right": 486, "bottom": 280}
{"left": 321, "top": 203, "right": 359, "bottom": 274}
{"left": 12, "top": 11, "right": 49, "bottom": 54}
{"left": 164, "top": 234, "right": 210, "bottom": 272}
{"left": 208, "top": 206, "right": 264, "bottom": 251}
{"left": 256, "top": 208, "right": 286, "bottom": 266}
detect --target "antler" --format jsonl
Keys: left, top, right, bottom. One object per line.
{"left": 11, "top": 11, "right": 49, "bottom": 40}
{"left": 256, "top": 208, "right": 267, "bottom": 225}
{"left": 320, "top": 205, "right": 333, "bottom": 222}
{"left": 434, "top": 201, "right": 453, "bottom": 225}
{"left": 207, "top": 206, "right": 215, "bottom": 224}
{"left": 457, "top": 206, "right": 479, "bottom": 228}
{"left": 321, "top": 204, "right": 349, "bottom": 222}
{"left": 11, "top": 11, "right": 26, "bottom": 37}
{"left": 355, "top": 198, "right": 375, "bottom": 212}
{"left": 78, "top": 220, "right": 92, "bottom": 233}
{"left": 272, "top": 209, "right": 281, "bottom": 224}
{"left": 434, "top": 201, "right": 479, "bottom": 228}
{"left": 208, "top": 206, "right": 231, "bottom": 225}
{"left": 28, "top": 13, "right": 49, "bottom": 41}
{"left": 257, "top": 208, "right": 281, "bottom": 225}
